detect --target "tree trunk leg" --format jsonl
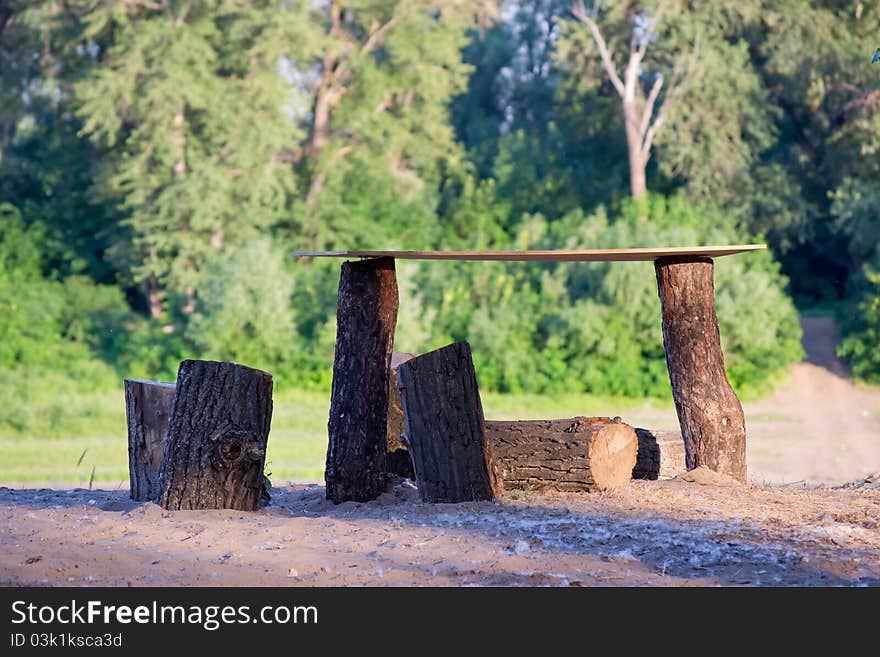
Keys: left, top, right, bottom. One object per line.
{"left": 325, "top": 257, "right": 399, "bottom": 503}
{"left": 397, "top": 341, "right": 500, "bottom": 503}
{"left": 654, "top": 256, "right": 747, "bottom": 482}
{"left": 158, "top": 360, "right": 274, "bottom": 511}
{"left": 124, "top": 379, "right": 176, "bottom": 501}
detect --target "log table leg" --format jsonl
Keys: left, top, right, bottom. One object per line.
{"left": 654, "top": 256, "right": 747, "bottom": 482}
{"left": 326, "top": 257, "right": 399, "bottom": 503}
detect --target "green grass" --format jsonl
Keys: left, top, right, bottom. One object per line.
{"left": 0, "top": 383, "right": 671, "bottom": 486}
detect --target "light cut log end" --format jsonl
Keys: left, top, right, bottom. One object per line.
{"left": 485, "top": 417, "right": 638, "bottom": 492}
{"left": 587, "top": 423, "right": 639, "bottom": 490}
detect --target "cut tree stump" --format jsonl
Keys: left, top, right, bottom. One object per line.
{"left": 632, "top": 429, "right": 688, "bottom": 480}
{"left": 485, "top": 417, "right": 638, "bottom": 492}
{"left": 326, "top": 257, "right": 399, "bottom": 503}
{"left": 157, "top": 360, "right": 273, "bottom": 511}
{"left": 655, "top": 256, "right": 747, "bottom": 482}
{"left": 397, "top": 341, "right": 499, "bottom": 503}
{"left": 387, "top": 352, "right": 415, "bottom": 479}
{"left": 124, "top": 379, "right": 176, "bottom": 502}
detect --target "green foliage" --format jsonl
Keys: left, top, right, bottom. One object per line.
{"left": 413, "top": 193, "right": 803, "bottom": 397}
{"left": 188, "top": 238, "right": 298, "bottom": 376}
{"left": 0, "top": 205, "right": 128, "bottom": 370}
{"left": 3, "top": 0, "right": 875, "bottom": 420}
{"left": 73, "top": 0, "right": 306, "bottom": 303}
{"left": 0, "top": 203, "right": 43, "bottom": 280}
{"left": 102, "top": 319, "right": 192, "bottom": 384}
{"left": 831, "top": 177, "right": 880, "bottom": 264}
{"left": 839, "top": 268, "right": 880, "bottom": 382}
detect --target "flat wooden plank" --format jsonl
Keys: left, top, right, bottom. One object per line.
{"left": 290, "top": 245, "right": 766, "bottom": 262}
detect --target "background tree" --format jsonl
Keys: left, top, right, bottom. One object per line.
{"left": 568, "top": 0, "right": 695, "bottom": 198}
{"left": 73, "top": 0, "right": 307, "bottom": 317}
{"left": 6, "top": 0, "right": 879, "bottom": 418}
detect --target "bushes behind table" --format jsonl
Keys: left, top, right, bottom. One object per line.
{"left": 0, "top": 194, "right": 805, "bottom": 437}
{"left": 406, "top": 193, "right": 804, "bottom": 398}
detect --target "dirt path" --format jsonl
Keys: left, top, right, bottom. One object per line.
{"left": 801, "top": 315, "right": 850, "bottom": 375}
{"left": 611, "top": 316, "right": 880, "bottom": 485}
{"left": 742, "top": 317, "right": 880, "bottom": 484}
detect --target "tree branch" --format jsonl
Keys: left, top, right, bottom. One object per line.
{"left": 640, "top": 42, "right": 697, "bottom": 161}
{"left": 635, "top": 2, "right": 665, "bottom": 62}
{"left": 361, "top": 17, "right": 397, "bottom": 55}
{"left": 306, "top": 142, "right": 354, "bottom": 206}
{"left": 641, "top": 111, "right": 665, "bottom": 162}
{"left": 122, "top": 0, "right": 169, "bottom": 11}
{"left": 571, "top": 1, "right": 625, "bottom": 98}
{"left": 637, "top": 73, "right": 663, "bottom": 141}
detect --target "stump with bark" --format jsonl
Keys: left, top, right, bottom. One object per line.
{"left": 485, "top": 417, "right": 638, "bottom": 492}
{"left": 325, "top": 257, "right": 399, "bottom": 503}
{"left": 655, "top": 256, "right": 747, "bottom": 482}
{"left": 124, "top": 379, "right": 176, "bottom": 502}
{"left": 157, "top": 360, "right": 273, "bottom": 511}
{"left": 397, "top": 341, "right": 499, "bottom": 503}
{"left": 632, "top": 429, "right": 688, "bottom": 480}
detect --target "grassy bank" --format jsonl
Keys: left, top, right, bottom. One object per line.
{"left": 0, "top": 384, "right": 671, "bottom": 486}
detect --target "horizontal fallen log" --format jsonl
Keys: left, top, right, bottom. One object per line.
{"left": 484, "top": 417, "right": 638, "bottom": 492}
{"left": 632, "top": 428, "right": 688, "bottom": 480}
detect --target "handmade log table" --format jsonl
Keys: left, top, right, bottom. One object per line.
{"left": 292, "top": 244, "right": 765, "bottom": 501}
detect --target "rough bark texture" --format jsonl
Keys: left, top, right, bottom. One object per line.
{"left": 632, "top": 429, "right": 688, "bottom": 480}
{"left": 158, "top": 360, "right": 273, "bottom": 511}
{"left": 655, "top": 256, "right": 747, "bottom": 482}
{"left": 485, "top": 417, "right": 638, "bottom": 492}
{"left": 397, "top": 341, "right": 499, "bottom": 503}
{"left": 325, "top": 257, "right": 399, "bottom": 503}
{"left": 386, "top": 352, "right": 415, "bottom": 479}
{"left": 124, "top": 379, "right": 176, "bottom": 502}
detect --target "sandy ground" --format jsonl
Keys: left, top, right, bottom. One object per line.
{"left": 2, "top": 316, "right": 878, "bottom": 587}
{"left": 1, "top": 472, "right": 878, "bottom": 587}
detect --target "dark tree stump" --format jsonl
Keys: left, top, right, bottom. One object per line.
{"left": 397, "top": 341, "right": 499, "bottom": 503}
{"left": 485, "top": 417, "right": 638, "bottom": 492}
{"left": 632, "top": 429, "right": 688, "bottom": 480}
{"left": 655, "top": 256, "right": 747, "bottom": 482}
{"left": 157, "top": 360, "right": 273, "bottom": 511}
{"left": 326, "top": 257, "right": 399, "bottom": 503}
{"left": 387, "top": 352, "right": 415, "bottom": 479}
{"left": 124, "top": 379, "right": 176, "bottom": 501}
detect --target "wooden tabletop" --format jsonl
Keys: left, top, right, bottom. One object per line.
{"left": 290, "top": 245, "right": 766, "bottom": 262}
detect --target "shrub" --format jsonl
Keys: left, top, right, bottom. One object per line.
{"left": 411, "top": 193, "right": 803, "bottom": 397}
{"left": 187, "top": 238, "right": 301, "bottom": 383}
{"left": 838, "top": 266, "right": 880, "bottom": 382}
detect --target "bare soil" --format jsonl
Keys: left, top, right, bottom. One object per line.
{"left": 1, "top": 474, "right": 878, "bottom": 587}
